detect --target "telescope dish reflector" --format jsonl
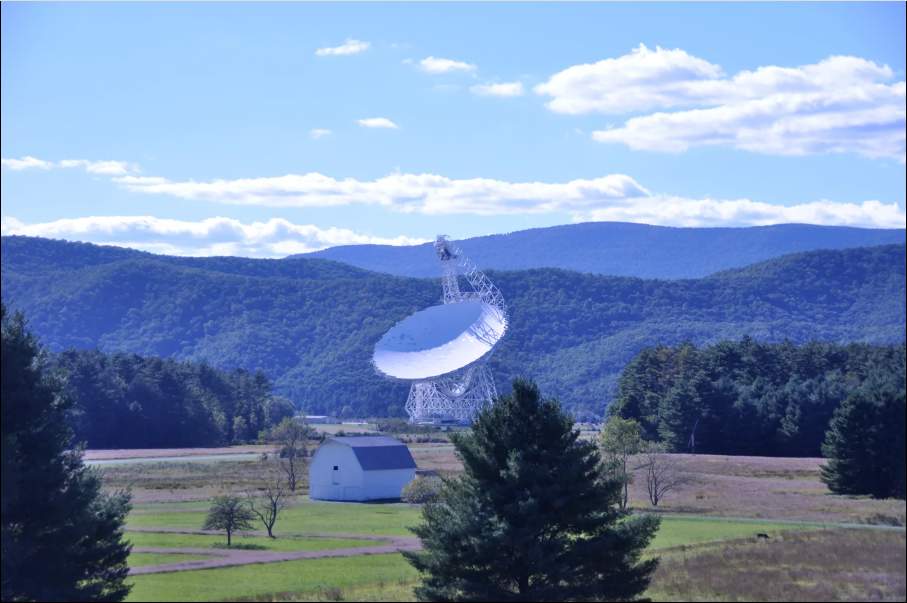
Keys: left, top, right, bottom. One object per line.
{"left": 373, "top": 300, "right": 506, "bottom": 381}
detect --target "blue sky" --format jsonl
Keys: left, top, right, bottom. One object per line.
{"left": 2, "top": 2, "right": 905, "bottom": 257}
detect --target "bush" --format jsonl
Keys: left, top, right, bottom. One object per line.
{"left": 401, "top": 477, "right": 440, "bottom": 505}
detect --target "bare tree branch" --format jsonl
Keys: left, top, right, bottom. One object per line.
{"left": 634, "top": 444, "right": 693, "bottom": 507}
{"left": 245, "top": 461, "right": 289, "bottom": 538}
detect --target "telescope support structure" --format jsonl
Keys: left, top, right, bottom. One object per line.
{"left": 405, "top": 236, "right": 507, "bottom": 425}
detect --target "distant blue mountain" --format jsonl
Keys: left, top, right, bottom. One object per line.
{"left": 297, "top": 222, "right": 907, "bottom": 278}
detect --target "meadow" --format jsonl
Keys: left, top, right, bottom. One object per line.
{"left": 99, "top": 445, "right": 906, "bottom": 602}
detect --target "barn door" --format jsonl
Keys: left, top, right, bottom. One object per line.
{"left": 332, "top": 465, "right": 340, "bottom": 485}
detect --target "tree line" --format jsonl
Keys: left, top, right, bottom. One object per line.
{"left": 609, "top": 337, "right": 905, "bottom": 460}
{"left": 54, "top": 348, "right": 296, "bottom": 449}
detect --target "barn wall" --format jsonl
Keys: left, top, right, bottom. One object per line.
{"left": 362, "top": 468, "right": 416, "bottom": 500}
{"left": 309, "top": 442, "right": 365, "bottom": 501}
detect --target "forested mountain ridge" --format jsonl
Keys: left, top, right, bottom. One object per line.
{"left": 2, "top": 237, "right": 904, "bottom": 417}
{"left": 297, "top": 222, "right": 907, "bottom": 279}
{"left": 1, "top": 235, "right": 375, "bottom": 280}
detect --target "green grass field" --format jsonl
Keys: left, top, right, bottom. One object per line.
{"left": 127, "top": 532, "right": 379, "bottom": 552}
{"left": 124, "top": 503, "right": 830, "bottom": 603}
{"left": 128, "top": 553, "right": 214, "bottom": 568}
{"left": 127, "top": 554, "right": 418, "bottom": 602}
{"left": 127, "top": 502, "right": 423, "bottom": 536}
{"left": 647, "top": 517, "right": 820, "bottom": 550}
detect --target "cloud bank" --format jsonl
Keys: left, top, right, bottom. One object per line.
{"left": 107, "top": 171, "right": 905, "bottom": 228}
{"left": 536, "top": 45, "right": 906, "bottom": 162}
{"left": 315, "top": 39, "right": 370, "bottom": 56}
{"left": 0, "top": 216, "right": 428, "bottom": 258}
{"left": 2, "top": 157, "right": 134, "bottom": 174}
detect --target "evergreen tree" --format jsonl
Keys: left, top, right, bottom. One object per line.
{"left": 657, "top": 375, "right": 705, "bottom": 452}
{"left": 404, "top": 378, "right": 660, "bottom": 602}
{"left": 820, "top": 385, "right": 906, "bottom": 499}
{"left": 1, "top": 302, "right": 132, "bottom": 602}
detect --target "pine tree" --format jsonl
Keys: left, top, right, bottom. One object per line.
{"left": 820, "top": 385, "right": 906, "bottom": 499}
{"left": 404, "top": 378, "right": 660, "bottom": 602}
{"left": 1, "top": 302, "right": 133, "bottom": 602}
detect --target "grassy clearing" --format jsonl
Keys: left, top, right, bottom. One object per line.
{"left": 132, "top": 501, "right": 217, "bottom": 512}
{"left": 127, "top": 502, "right": 423, "bottom": 536}
{"left": 128, "top": 553, "right": 214, "bottom": 568}
{"left": 647, "top": 517, "right": 819, "bottom": 550}
{"left": 126, "top": 553, "right": 419, "bottom": 603}
{"left": 127, "top": 532, "right": 379, "bottom": 552}
{"left": 647, "top": 528, "right": 906, "bottom": 602}
{"left": 123, "top": 506, "right": 833, "bottom": 602}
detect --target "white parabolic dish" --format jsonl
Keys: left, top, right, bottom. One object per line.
{"left": 373, "top": 300, "right": 507, "bottom": 381}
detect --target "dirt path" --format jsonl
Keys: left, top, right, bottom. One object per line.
{"left": 126, "top": 528, "right": 421, "bottom": 575}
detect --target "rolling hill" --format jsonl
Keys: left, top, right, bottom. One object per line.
{"left": 297, "top": 222, "right": 906, "bottom": 279}
{"left": 2, "top": 236, "right": 904, "bottom": 417}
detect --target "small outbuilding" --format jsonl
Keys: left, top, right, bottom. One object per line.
{"left": 304, "top": 415, "right": 339, "bottom": 425}
{"left": 309, "top": 436, "right": 417, "bottom": 501}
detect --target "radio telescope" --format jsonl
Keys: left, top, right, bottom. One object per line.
{"left": 373, "top": 235, "right": 508, "bottom": 424}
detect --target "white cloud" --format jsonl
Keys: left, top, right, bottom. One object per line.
{"left": 471, "top": 82, "right": 525, "bottom": 97}
{"left": 0, "top": 215, "right": 429, "bottom": 258}
{"left": 110, "top": 170, "right": 905, "bottom": 228}
{"left": 115, "top": 172, "right": 649, "bottom": 215}
{"left": 357, "top": 118, "right": 399, "bottom": 129}
{"left": 536, "top": 45, "right": 906, "bottom": 161}
{"left": 576, "top": 197, "right": 906, "bottom": 229}
{"left": 310, "top": 129, "right": 333, "bottom": 139}
{"left": 315, "top": 38, "right": 370, "bottom": 56}
{"left": 418, "top": 56, "right": 476, "bottom": 74}
{"left": 535, "top": 44, "right": 725, "bottom": 114}
{"left": 2, "top": 157, "right": 135, "bottom": 174}
{"left": 58, "top": 159, "right": 132, "bottom": 175}
{"left": 111, "top": 176, "right": 169, "bottom": 185}
{"left": 1, "top": 156, "right": 53, "bottom": 170}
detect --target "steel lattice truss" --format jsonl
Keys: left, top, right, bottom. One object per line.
{"left": 405, "top": 364, "right": 498, "bottom": 423}
{"left": 401, "top": 236, "right": 507, "bottom": 424}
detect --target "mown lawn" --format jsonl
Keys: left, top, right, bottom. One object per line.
{"left": 124, "top": 505, "right": 831, "bottom": 603}
{"left": 647, "top": 517, "right": 819, "bottom": 550}
{"left": 126, "top": 554, "right": 419, "bottom": 602}
{"left": 127, "top": 502, "right": 423, "bottom": 536}
{"left": 128, "top": 553, "right": 214, "bottom": 568}
{"left": 127, "top": 532, "right": 379, "bottom": 552}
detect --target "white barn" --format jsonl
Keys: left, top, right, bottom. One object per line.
{"left": 309, "top": 436, "right": 417, "bottom": 502}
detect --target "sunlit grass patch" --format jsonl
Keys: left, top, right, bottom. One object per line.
{"left": 127, "top": 502, "right": 422, "bottom": 536}
{"left": 649, "top": 517, "right": 820, "bottom": 550}
{"left": 126, "top": 554, "right": 419, "bottom": 602}
{"left": 128, "top": 553, "right": 214, "bottom": 568}
{"left": 127, "top": 532, "right": 378, "bottom": 552}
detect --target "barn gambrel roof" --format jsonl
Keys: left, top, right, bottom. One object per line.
{"left": 327, "top": 436, "right": 417, "bottom": 471}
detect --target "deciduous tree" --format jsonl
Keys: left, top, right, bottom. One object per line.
{"left": 246, "top": 460, "right": 290, "bottom": 538}
{"left": 598, "top": 416, "right": 643, "bottom": 509}
{"left": 262, "top": 417, "right": 314, "bottom": 492}
{"left": 636, "top": 443, "right": 692, "bottom": 507}
{"left": 202, "top": 495, "right": 255, "bottom": 547}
